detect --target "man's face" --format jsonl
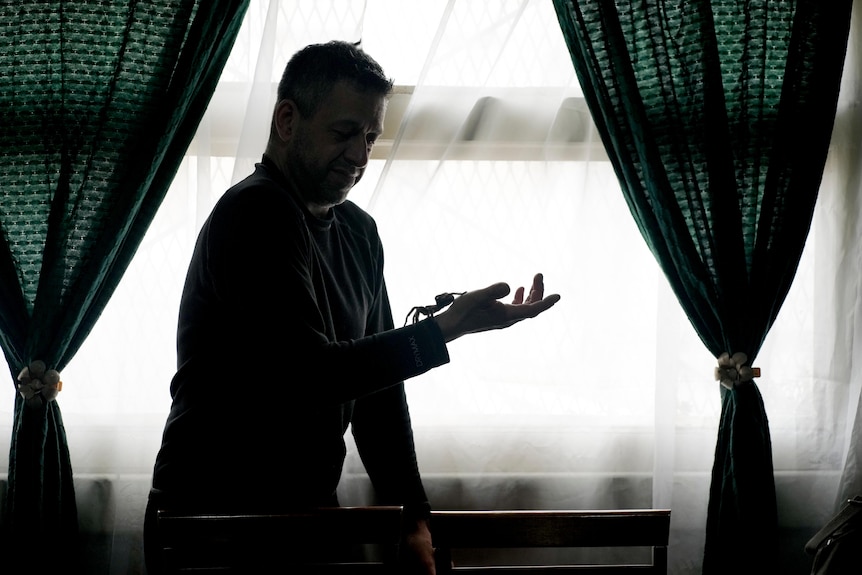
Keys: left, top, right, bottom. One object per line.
{"left": 285, "top": 80, "right": 386, "bottom": 215}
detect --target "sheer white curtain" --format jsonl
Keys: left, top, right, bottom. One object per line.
{"left": 1, "top": 1, "right": 859, "bottom": 574}
{"left": 831, "top": 3, "right": 862, "bottom": 509}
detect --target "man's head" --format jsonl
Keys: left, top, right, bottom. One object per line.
{"left": 267, "top": 41, "right": 394, "bottom": 217}
{"left": 276, "top": 40, "right": 394, "bottom": 118}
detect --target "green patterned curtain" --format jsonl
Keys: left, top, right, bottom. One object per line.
{"left": 0, "top": 1, "right": 248, "bottom": 570}
{"left": 552, "top": 0, "right": 851, "bottom": 572}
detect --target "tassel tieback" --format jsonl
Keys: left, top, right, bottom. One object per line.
{"left": 17, "top": 360, "right": 62, "bottom": 408}
{"left": 715, "top": 352, "right": 760, "bottom": 390}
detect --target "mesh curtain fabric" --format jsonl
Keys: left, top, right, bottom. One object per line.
{"left": 552, "top": 0, "right": 852, "bottom": 573}
{"left": 0, "top": 1, "right": 248, "bottom": 570}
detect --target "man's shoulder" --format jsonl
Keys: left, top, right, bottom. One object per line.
{"left": 220, "top": 164, "right": 297, "bottom": 208}
{"left": 208, "top": 164, "right": 303, "bottom": 226}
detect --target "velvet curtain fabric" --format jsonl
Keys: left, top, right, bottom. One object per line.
{"left": 552, "top": 0, "right": 852, "bottom": 572}
{"left": 0, "top": 1, "right": 248, "bottom": 570}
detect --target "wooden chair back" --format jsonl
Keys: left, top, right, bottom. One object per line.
{"left": 429, "top": 509, "right": 671, "bottom": 575}
{"left": 156, "top": 505, "right": 405, "bottom": 574}
{"left": 155, "top": 507, "right": 670, "bottom": 574}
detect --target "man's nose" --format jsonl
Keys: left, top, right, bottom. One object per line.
{"left": 345, "top": 135, "right": 371, "bottom": 168}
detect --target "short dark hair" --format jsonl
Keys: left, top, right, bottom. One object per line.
{"left": 277, "top": 40, "right": 394, "bottom": 117}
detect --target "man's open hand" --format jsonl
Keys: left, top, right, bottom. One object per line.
{"left": 434, "top": 273, "right": 560, "bottom": 343}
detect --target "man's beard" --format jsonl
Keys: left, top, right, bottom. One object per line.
{"left": 291, "top": 138, "right": 355, "bottom": 210}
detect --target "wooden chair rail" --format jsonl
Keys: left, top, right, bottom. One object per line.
{"left": 430, "top": 509, "right": 670, "bottom": 575}
{"left": 155, "top": 507, "right": 671, "bottom": 574}
{"left": 431, "top": 509, "right": 671, "bottom": 547}
{"left": 157, "top": 506, "right": 405, "bottom": 573}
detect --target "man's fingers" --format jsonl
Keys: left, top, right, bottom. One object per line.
{"left": 527, "top": 278, "right": 544, "bottom": 303}
{"left": 512, "top": 286, "right": 525, "bottom": 305}
{"left": 510, "top": 293, "right": 560, "bottom": 321}
{"left": 483, "top": 282, "right": 511, "bottom": 300}
{"left": 528, "top": 273, "right": 545, "bottom": 303}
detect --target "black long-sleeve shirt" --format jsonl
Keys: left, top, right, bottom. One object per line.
{"left": 150, "top": 157, "right": 450, "bottom": 513}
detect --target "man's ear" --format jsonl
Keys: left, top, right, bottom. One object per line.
{"left": 273, "top": 99, "right": 298, "bottom": 142}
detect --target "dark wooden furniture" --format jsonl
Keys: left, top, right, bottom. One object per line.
{"left": 155, "top": 507, "right": 671, "bottom": 574}
{"left": 431, "top": 509, "right": 671, "bottom": 574}
{"left": 156, "top": 505, "right": 405, "bottom": 573}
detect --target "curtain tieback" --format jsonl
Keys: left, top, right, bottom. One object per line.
{"left": 17, "top": 360, "right": 63, "bottom": 408}
{"left": 714, "top": 352, "right": 760, "bottom": 390}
